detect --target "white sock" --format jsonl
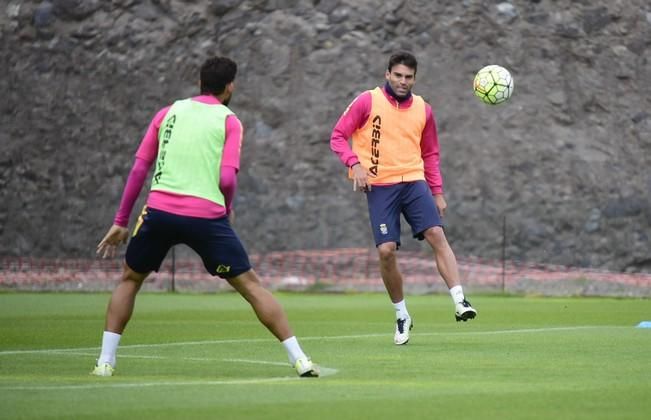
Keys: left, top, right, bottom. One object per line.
{"left": 450, "top": 285, "right": 465, "bottom": 305}
{"left": 97, "top": 331, "right": 121, "bottom": 367}
{"left": 282, "top": 336, "right": 307, "bottom": 365}
{"left": 393, "top": 299, "right": 410, "bottom": 320}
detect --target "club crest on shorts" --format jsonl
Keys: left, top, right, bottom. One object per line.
{"left": 379, "top": 224, "right": 388, "bottom": 235}
{"left": 216, "top": 264, "right": 231, "bottom": 274}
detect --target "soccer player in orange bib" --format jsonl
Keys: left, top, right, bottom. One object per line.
{"left": 330, "top": 52, "right": 477, "bottom": 345}
{"left": 92, "top": 56, "right": 318, "bottom": 377}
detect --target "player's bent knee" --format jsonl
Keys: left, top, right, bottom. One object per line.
{"left": 377, "top": 242, "right": 397, "bottom": 261}
{"left": 424, "top": 226, "right": 447, "bottom": 245}
{"left": 226, "top": 269, "right": 264, "bottom": 295}
{"left": 122, "top": 264, "right": 149, "bottom": 285}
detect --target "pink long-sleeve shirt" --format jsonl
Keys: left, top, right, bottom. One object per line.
{"left": 330, "top": 86, "right": 444, "bottom": 195}
{"left": 113, "top": 95, "right": 242, "bottom": 227}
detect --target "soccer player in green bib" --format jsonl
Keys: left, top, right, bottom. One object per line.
{"left": 92, "top": 56, "right": 318, "bottom": 378}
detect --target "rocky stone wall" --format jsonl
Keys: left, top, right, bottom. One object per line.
{"left": 1, "top": 0, "right": 650, "bottom": 272}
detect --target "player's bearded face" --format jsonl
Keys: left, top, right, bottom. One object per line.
{"left": 222, "top": 92, "right": 231, "bottom": 106}
{"left": 222, "top": 82, "right": 234, "bottom": 106}
{"left": 385, "top": 64, "right": 416, "bottom": 98}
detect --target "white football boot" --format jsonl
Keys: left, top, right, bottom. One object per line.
{"left": 394, "top": 317, "right": 413, "bottom": 345}
{"left": 90, "top": 362, "right": 115, "bottom": 377}
{"left": 294, "top": 357, "right": 320, "bottom": 377}
{"left": 455, "top": 299, "right": 477, "bottom": 322}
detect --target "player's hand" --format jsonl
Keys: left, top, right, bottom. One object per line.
{"left": 434, "top": 194, "right": 447, "bottom": 217}
{"left": 351, "top": 163, "right": 374, "bottom": 192}
{"left": 228, "top": 208, "right": 236, "bottom": 225}
{"left": 96, "top": 224, "right": 129, "bottom": 259}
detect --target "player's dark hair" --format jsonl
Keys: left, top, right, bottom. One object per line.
{"left": 388, "top": 51, "right": 418, "bottom": 75}
{"left": 200, "top": 56, "right": 237, "bottom": 95}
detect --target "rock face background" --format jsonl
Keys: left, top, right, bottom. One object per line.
{"left": 1, "top": 0, "right": 650, "bottom": 272}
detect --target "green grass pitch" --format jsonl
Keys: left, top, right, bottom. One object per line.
{"left": 1, "top": 292, "right": 650, "bottom": 419}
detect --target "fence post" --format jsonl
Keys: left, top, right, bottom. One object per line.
{"left": 501, "top": 214, "right": 506, "bottom": 294}
{"left": 170, "top": 246, "right": 176, "bottom": 293}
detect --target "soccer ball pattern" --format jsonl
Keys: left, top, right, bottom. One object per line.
{"left": 473, "top": 65, "right": 513, "bottom": 105}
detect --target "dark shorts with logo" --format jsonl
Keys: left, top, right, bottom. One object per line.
{"left": 365, "top": 180, "right": 442, "bottom": 247}
{"left": 125, "top": 207, "right": 251, "bottom": 278}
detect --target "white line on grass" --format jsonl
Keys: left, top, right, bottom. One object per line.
{"left": 0, "top": 338, "right": 270, "bottom": 355}
{"left": 224, "top": 358, "right": 289, "bottom": 366}
{"left": 45, "top": 351, "right": 166, "bottom": 360}
{"left": 0, "top": 325, "right": 627, "bottom": 356}
{"left": 2, "top": 377, "right": 298, "bottom": 391}
{"left": 38, "top": 352, "right": 289, "bottom": 366}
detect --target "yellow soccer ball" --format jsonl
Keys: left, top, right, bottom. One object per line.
{"left": 473, "top": 65, "right": 514, "bottom": 105}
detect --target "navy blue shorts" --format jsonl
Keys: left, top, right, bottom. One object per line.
{"left": 365, "top": 180, "right": 442, "bottom": 247}
{"left": 125, "top": 207, "right": 251, "bottom": 278}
